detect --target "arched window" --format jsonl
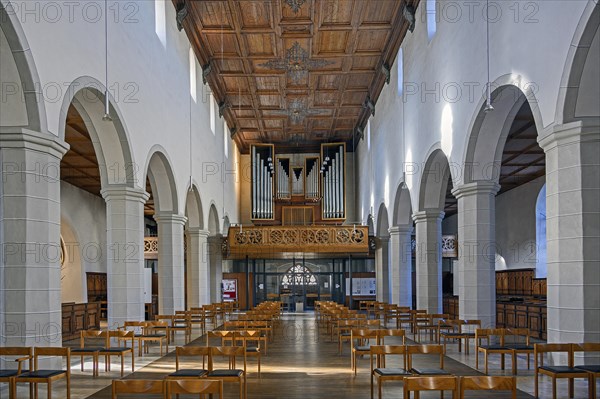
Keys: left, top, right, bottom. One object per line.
{"left": 426, "top": 0, "right": 437, "bottom": 41}
{"left": 281, "top": 264, "right": 317, "bottom": 286}
{"left": 535, "top": 184, "right": 547, "bottom": 278}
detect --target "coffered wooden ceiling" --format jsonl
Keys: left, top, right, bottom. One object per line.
{"left": 174, "top": 0, "right": 418, "bottom": 153}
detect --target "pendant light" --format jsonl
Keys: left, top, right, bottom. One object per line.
{"left": 102, "top": 0, "right": 112, "bottom": 121}
{"left": 484, "top": 0, "right": 494, "bottom": 113}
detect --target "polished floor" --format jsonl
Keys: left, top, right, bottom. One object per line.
{"left": 7, "top": 312, "right": 597, "bottom": 398}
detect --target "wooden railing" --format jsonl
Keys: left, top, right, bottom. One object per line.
{"left": 144, "top": 236, "right": 158, "bottom": 259}
{"left": 225, "top": 225, "right": 369, "bottom": 258}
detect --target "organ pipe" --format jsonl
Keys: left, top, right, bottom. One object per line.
{"left": 251, "top": 144, "right": 274, "bottom": 220}
{"left": 321, "top": 143, "right": 346, "bottom": 220}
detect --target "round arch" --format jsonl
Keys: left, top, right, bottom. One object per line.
{"left": 185, "top": 185, "right": 204, "bottom": 230}
{"left": 392, "top": 183, "right": 413, "bottom": 227}
{"left": 0, "top": 3, "right": 47, "bottom": 131}
{"left": 144, "top": 147, "right": 180, "bottom": 215}
{"left": 418, "top": 148, "right": 452, "bottom": 212}
{"left": 59, "top": 78, "right": 137, "bottom": 188}
{"left": 376, "top": 203, "right": 390, "bottom": 238}
{"left": 208, "top": 204, "right": 220, "bottom": 235}
{"left": 462, "top": 79, "right": 544, "bottom": 185}
{"left": 557, "top": 2, "right": 600, "bottom": 123}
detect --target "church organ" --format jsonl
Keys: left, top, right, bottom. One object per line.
{"left": 250, "top": 143, "right": 347, "bottom": 224}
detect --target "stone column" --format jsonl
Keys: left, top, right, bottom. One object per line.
{"left": 153, "top": 213, "right": 187, "bottom": 315}
{"left": 375, "top": 236, "right": 390, "bottom": 302}
{"left": 539, "top": 120, "right": 600, "bottom": 346}
{"left": 388, "top": 226, "right": 413, "bottom": 307}
{"left": 452, "top": 181, "right": 500, "bottom": 329}
{"left": 208, "top": 235, "right": 223, "bottom": 303}
{"left": 101, "top": 186, "right": 149, "bottom": 329}
{"left": 412, "top": 210, "right": 444, "bottom": 313}
{"left": 0, "top": 129, "right": 68, "bottom": 352}
{"left": 186, "top": 228, "right": 210, "bottom": 308}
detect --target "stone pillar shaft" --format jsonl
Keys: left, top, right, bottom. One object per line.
{"left": 540, "top": 120, "right": 600, "bottom": 347}
{"left": 186, "top": 228, "right": 210, "bottom": 308}
{"left": 413, "top": 210, "right": 443, "bottom": 313}
{"left": 452, "top": 181, "right": 499, "bottom": 329}
{"left": 154, "top": 213, "right": 187, "bottom": 315}
{"left": 101, "top": 186, "right": 148, "bottom": 328}
{"left": 389, "top": 226, "right": 413, "bottom": 307}
{"left": 375, "top": 237, "right": 390, "bottom": 303}
{"left": 0, "top": 130, "right": 68, "bottom": 350}
{"left": 208, "top": 235, "right": 223, "bottom": 304}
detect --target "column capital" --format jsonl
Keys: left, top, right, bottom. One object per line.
{"left": 451, "top": 181, "right": 500, "bottom": 199}
{"left": 101, "top": 185, "right": 150, "bottom": 203}
{"left": 412, "top": 210, "right": 444, "bottom": 223}
{"left": 187, "top": 227, "right": 210, "bottom": 237}
{"left": 389, "top": 225, "right": 413, "bottom": 235}
{"left": 0, "top": 128, "right": 69, "bottom": 159}
{"left": 538, "top": 118, "right": 600, "bottom": 151}
{"left": 154, "top": 212, "right": 188, "bottom": 225}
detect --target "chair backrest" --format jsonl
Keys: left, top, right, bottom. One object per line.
{"left": 475, "top": 328, "right": 505, "bottom": 345}
{"left": 209, "top": 346, "right": 246, "bottom": 372}
{"left": 112, "top": 379, "right": 164, "bottom": 397}
{"left": 0, "top": 347, "right": 33, "bottom": 374}
{"left": 534, "top": 343, "right": 573, "bottom": 368}
{"left": 108, "top": 330, "right": 135, "bottom": 347}
{"left": 80, "top": 329, "right": 107, "bottom": 348}
{"left": 378, "top": 329, "right": 406, "bottom": 345}
{"left": 366, "top": 319, "right": 380, "bottom": 329}
{"left": 407, "top": 344, "right": 445, "bottom": 370}
{"left": 236, "top": 330, "right": 262, "bottom": 349}
{"left": 206, "top": 330, "right": 236, "bottom": 346}
{"left": 175, "top": 346, "right": 210, "bottom": 370}
{"left": 461, "top": 319, "right": 481, "bottom": 333}
{"left": 351, "top": 329, "right": 379, "bottom": 346}
{"left": 34, "top": 347, "right": 70, "bottom": 371}
{"left": 459, "top": 376, "right": 516, "bottom": 399}
{"left": 403, "top": 376, "right": 458, "bottom": 398}
{"left": 166, "top": 379, "right": 223, "bottom": 398}
{"left": 370, "top": 345, "right": 407, "bottom": 370}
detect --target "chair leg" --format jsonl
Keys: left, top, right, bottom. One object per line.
{"left": 534, "top": 372, "right": 539, "bottom": 398}
{"left": 66, "top": 375, "right": 71, "bottom": 399}
{"left": 552, "top": 377, "right": 556, "bottom": 399}
{"left": 378, "top": 379, "right": 382, "bottom": 399}
{"left": 568, "top": 378, "right": 574, "bottom": 398}
{"left": 475, "top": 350, "right": 479, "bottom": 369}
{"left": 484, "top": 351, "right": 488, "bottom": 375}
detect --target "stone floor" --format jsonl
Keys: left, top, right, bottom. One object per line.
{"left": 5, "top": 312, "right": 597, "bottom": 398}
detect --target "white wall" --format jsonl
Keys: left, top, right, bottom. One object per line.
{"left": 60, "top": 181, "right": 107, "bottom": 302}
{"left": 356, "top": 1, "right": 590, "bottom": 225}
{"left": 495, "top": 176, "right": 545, "bottom": 271}
{"left": 1, "top": 0, "right": 239, "bottom": 227}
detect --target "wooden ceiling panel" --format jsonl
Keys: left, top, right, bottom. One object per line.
{"left": 319, "top": 0, "right": 355, "bottom": 26}
{"left": 237, "top": 2, "right": 273, "bottom": 29}
{"left": 355, "top": 30, "right": 390, "bottom": 53}
{"left": 317, "top": 30, "right": 350, "bottom": 54}
{"left": 360, "top": 1, "right": 400, "bottom": 25}
{"left": 176, "top": 0, "right": 417, "bottom": 152}
{"left": 244, "top": 33, "right": 277, "bottom": 56}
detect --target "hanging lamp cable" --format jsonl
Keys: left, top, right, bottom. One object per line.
{"left": 102, "top": 0, "right": 112, "bottom": 121}
{"left": 484, "top": 0, "right": 494, "bottom": 112}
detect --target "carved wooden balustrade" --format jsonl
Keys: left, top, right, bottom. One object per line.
{"left": 144, "top": 236, "right": 158, "bottom": 260}
{"left": 225, "top": 225, "right": 369, "bottom": 258}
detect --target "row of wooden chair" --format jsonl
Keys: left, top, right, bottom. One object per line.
{"left": 112, "top": 378, "right": 223, "bottom": 398}
{"left": 475, "top": 328, "right": 533, "bottom": 374}
{"left": 534, "top": 343, "right": 600, "bottom": 399}
{"left": 402, "top": 375, "right": 517, "bottom": 399}
{"left": 206, "top": 330, "right": 263, "bottom": 376}
{"left": 74, "top": 330, "right": 136, "bottom": 377}
{"left": 1, "top": 346, "right": 71, "bottom": 399}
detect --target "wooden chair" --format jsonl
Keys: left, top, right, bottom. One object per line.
{"left": 351, "top": 329, "right": 379, "bottom": 375}
{"left": 377, "top": 329, "right": 406, "bottom": 346}
{"left": 236, "top": 330, "right": 262, "bottom": 377}
{"left": 170, "top": 314, "right": 192, "bottom": 344}
{"left": 111, "top": 379, "right": 164, "bottom": 398}
{"left": 403, "top": 376, "right": 458, "bottom": 399}
{"left": 166, "top": 346, "right": 210, "bottom": 379}
{"left": 414, "top": 314, "right": 449, "bottom": 343}
{"left": 118, "top": 321, "right": 146, "bottom": 356}
{"left": 407, "top": 344, "right": 451, "bottom": 377}
{"left": 206, "top": 330, "right": 237, "bottom": 347}
{"left": 459, "top": 376, "right": 516, "bottom": 399}
{"left": 338, "top": 319, "right": 364, "bottom": 355}
{"left": 245, "top": 321, "right": 269, "bottom": 354}
{"left": 165, "top": 379, "right": 224, "bottom": 398}
{"left": 13, "top": 347, "right": 71, "bottom": 399}
{"left": 139, "top": 321, "right": 169, "bottom": 356}
{"left": 369, "top": 345, "right": 411, "bottom": 399}
{"left": 534, "top": 343, "right": 589, "bottom": 399}
{"left": 410, "top": 310, "right": 429, "bottom": 336}
{"left": 475, "top": 328, "right": 512, "bottom": 374}
{"left": 208, "top": 346, "right": 247, "bottom": 399}
{"left": 505, "top": 328, "right": 534, "bottom": 374}
{"left": 0, "top": 347, "right": 33, "bottom": 399}
{"left": 70, "top": 330, "right": 103, "bottom": 377}
{"left": 440, "top": 320, "right": 480, "bottom": 355}
{"left": 101, "top": 330, "right": 135, "bottom": 377}
{"left": 573, "top": 342, "right": 600, "bottom": 399}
